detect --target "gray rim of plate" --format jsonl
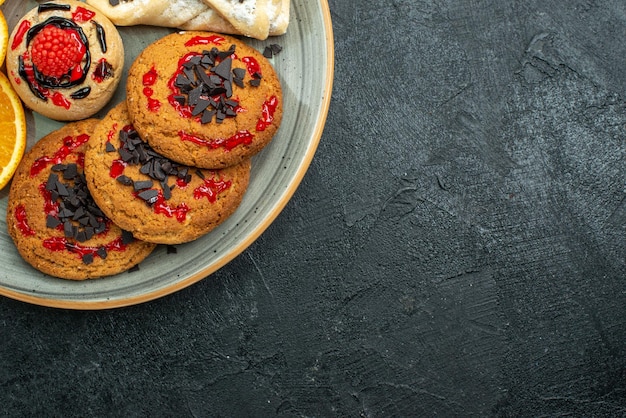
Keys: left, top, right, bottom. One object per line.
{"left": 0, "top": 0, "right": 335, "bottom": 309}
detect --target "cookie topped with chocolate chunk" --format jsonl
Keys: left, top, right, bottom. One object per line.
{"left": 84, "top": 102, "right": 252, "bottom": 245}
{"left": 5, "top": 119, "right": 156, "bottom": 280}
{"left": 125, "top": 31, "right": 282, "bottom": 169}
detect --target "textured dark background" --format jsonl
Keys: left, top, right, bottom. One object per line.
{"left": 1, "top": 0, "right": 626, "bottom": 416}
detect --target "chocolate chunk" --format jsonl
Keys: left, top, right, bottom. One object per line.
{"left": 56, "top": 181, "right": 69, "bottom": 197}
{"left": 72, "top": 206, "right": 86, "bottom": 221}
{"left": 63, "top": 163, "right": 78, "bottom": 180}
{"left": 161, "top": 180, "right": 172, "bottom": 200}
{"left": 183, "top": 67, "right": 196, "bottom": 82}
{"left": 46, "top": 215, "right": 61, "bottom": 229}
{"left": 195, "top": 66, "right": 213, "bottom": 86}
{"left": 188, "top": 85, "right": 204, "bottom": 107}
{"left": 97, "top": 247, "right": 107, "bottom": 259}
{"left": 270, "top": 43, "right": 283, "bottom": 55}
{"left": 116, "top": 175, "right": 133, "bottom": 186}
{"left": 121, "top": 230, "right": 134, "bottom": 245}
{"left": 233, "top": 77, "right": 245, "bottom": 88}
{"left": 218, "top": 44, "right": 236, "bottom": 60}
{"left": 213, "top": 57, "right": 232, "bottom": 80}
{"left": 201, "top": 54, "right": 214, "bottom": 66}
{"left": 94, "top": 223, "right": 107, "bottom": 235}
{"left": 224, "top": 80, "right": 233, "bottom": 98}
{"left": 105, "top": 142, "right": 116, "bottom": 152}
{"left": 133, "top": 180, "right": 154, "bottom": 191}
{"left": 192, "top": 99, "right": 210, "bottom": 116}
{"left": 175, "top": 74, "right": 191, "bottom": 89}
{"left": 82, "top": 254, "right": 94, "bottom": 265}
{"left": 201, "top": 109, "right": 216, "bottom": 124}
{"left": 138, "top": 189, "right": 159, "bottom": 204}
{"left": 75, "top": 231, "right": 87, "bottom": 243}
{"left": 172, "top": 95, "right": 186, "bottom": 106}
{"left": 233, "top": 68, "right": 246, "bottom": 80}
{"left": 177, "top": 167, "right": 189, "bottom": 180}
{"left": 46, "top": 173, "right": 59, "bottom": 191}
{"left": 64, "top": 221, "right": 75, "bottom": 238}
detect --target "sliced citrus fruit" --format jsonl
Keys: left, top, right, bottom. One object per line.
{"left": 0, "top": 10, "right": 7, "bottom": 67}
{"left": 0, "top": 71, "right": 26, "bottom": 189}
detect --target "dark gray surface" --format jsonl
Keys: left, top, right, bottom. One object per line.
{"left": 1, "top": 0, "right": 625, "bottom": 416}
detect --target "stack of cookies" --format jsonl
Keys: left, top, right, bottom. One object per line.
{"left": 86, "top": 31, "right": 282, "bottom": 245}
{"left": 5, "top": 2, "right": 283, "bottom": 280}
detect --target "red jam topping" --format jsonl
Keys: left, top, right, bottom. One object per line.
{"left": 30, "top": 134, "right": 90, "bottom": 176}
{"left": 72, "top": 7, "right": 96, "bottom": 23}
{"left": 194, "top": 177, "right": 231, "bottom": 203}
{"left": 256, "top": 95, "right": 279, "bottom": 131}
{"left": 241, "top": 56, "right": 261, "bottom": 77}
{"left": 39, "top": 183, "right": 60, "bottom": 218}
{"left": 92, "top": 58, "right": 113, "bottom": 83}
{"left": 51, "top": 92, "right": 71, "bottom": 109}
{"left": 177, "top": 178, "right": 189, "bottom": 188}
{"left": 184, "top": 35, "right": 225, "bottom": 47}
{"left": 12, "top": 20, "right": 31, "bottom": 51}
{"left": 143, "top": 66, "right": 158, "bottom": 85}
{"left": 107, "top": 123, "right": 118, "bottom": 142}
{"left": 178, "top": 130, "right": 254, "bottom": 151}
{"left": 42, "top": 236, "right": 128, "bottom": 261}
{"left": 15, "top": 205, "right": 36, "bottom": 237}
{"left": 142, "top": 66, "right": 161, "bottom": 112}
{"left": 152, "top": 191, "right": 190, "bottom": 222}
{"left": 109, "top": 160, "right": 127, "bottom": 178}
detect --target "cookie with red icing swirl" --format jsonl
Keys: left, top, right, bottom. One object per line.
{"left": 6, "top": 1, "right": 124, "bottom": 121}
{"left": 6, "top": 119, "right": 156, "bottom": 280}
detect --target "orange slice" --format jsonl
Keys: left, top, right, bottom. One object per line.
{"left": 0, "top": 71, "right": 26, "bottom": 189}
{"left": 0, "top": 10, "right": 7, "bottom": 66}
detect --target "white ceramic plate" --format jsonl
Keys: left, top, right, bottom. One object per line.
{"left": 0, "top": 0, "right": 334, "bottom": 309}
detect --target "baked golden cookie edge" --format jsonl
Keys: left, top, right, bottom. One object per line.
{"left": 6, "top": 119, "right": 156, "bottom": 280}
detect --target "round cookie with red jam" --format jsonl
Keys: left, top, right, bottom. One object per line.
{"left": 85, "top": 102, "right": 251, "bottom": 245}
{"left": 126, "top": 31, "right": 282, "bottom": 169}
{"left": 6, "top": 1, "right": 124, "bottom": 121}
{"left": 6, "top": 119, "right": 156, "bottom": 281}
